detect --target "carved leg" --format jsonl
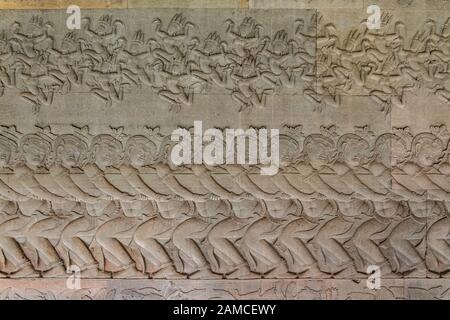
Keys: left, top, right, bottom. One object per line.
{"left": 134, "top": 221, "right": 185, "bottom": 279}
{"left": 0, "top": 237, "right": 37, "bottom": 277}
{"left": 95, "top": 218, "right": 144, "bottom": 278}
{"left": 61, "top": 217, "right": 98, "bottom": 270}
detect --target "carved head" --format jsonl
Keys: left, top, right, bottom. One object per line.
{"left": 337, "top": 134, "right": 371, "bottom": 167}
{"left": 125, "top": 135, "right": 157, "bottom": 167}
{"left": 0, "top": 135, "right": 16, "bottom": 168}
{"left": 54, "top": 134, "right": 88, "bottom": 168}
{"left": 303, "top": 134, "right": 336, "bottom": 170}
{"left": 411, "top": 133, "right": 444, "bottom": 168}
{"left": 279, "top": 134, "right": 301, "bottom": 166}
{"left": 90, "top": 134, "right": 123, "bottom": 168}
{"left": 374, "top": 134, "right": 410, "bottom": 168}
{"left": 20, "top": 134, "right": 52, "bottom": 167}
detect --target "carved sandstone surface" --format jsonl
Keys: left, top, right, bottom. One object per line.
{"left": 0, "top": 8, "right": 450, "bottom": 299}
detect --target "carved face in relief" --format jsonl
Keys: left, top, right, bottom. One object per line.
{"left": 20, "top": 135, "right": 51, "bottom": 167}
{"left": 302, "top": 200, "right": 334, "bottom": 219}
{"left": 279, "top": 135, "right": 300, "bottom": 166}
{"left": 125, "top": 136, "right": 157, "bottom": 167}
{"left": 338, "top": 135, "right": 370, "bottom": 168}
{"left": 0, "top": 139, "right": 12, "bottom": 168}
{"left": 304, "top": 135, "right": 335, "bottom": 170}
{"left": 412, "top": 135, "right": 444, "bottom": 168}
{"left": 55, "top": 135, "right": 88, "bottom": 168}
{"left": 265, "top": 199, "right": 298, "bottom": 219}
{"left": 374, "top": 134, "right": 409, "bottom": 168}
{"left": 230, "top": 199, "right": 260, "bottom": 219}
{"left": 91, "top": 135, "right": 122, "bottom": 168}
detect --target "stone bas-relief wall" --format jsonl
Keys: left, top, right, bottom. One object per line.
{"left": 0, "top": 4, "right": 450, "bottom": 299}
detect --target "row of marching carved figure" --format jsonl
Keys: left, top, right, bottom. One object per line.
{"left": 2, "top": 124, "right": 450, "bottom": 202}
{"left": 0, "top": 197, "right": 449, "bottom": 279}
{"left": 1, "top": 13, "right": 450, "bottom": 112}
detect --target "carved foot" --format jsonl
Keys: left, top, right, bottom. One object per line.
{"left": 152, "top": 265, "right": 187, "bottom": 279}
{"left": 264, "top": 263, "right": 297, "bottom": 279}
{"left": 80, "top": 268, "right": 111, "bottom": 278}
{"left": 296, "top": 264, "right": 329, "bottom": 279}
{"left": 400, "top": 262, "right": 427, "bottom": 278}
{"left": 43, "top": 264, "right": 67, "bottom": 278}
{"left": 226, "top": 265, "right": 260, "bottom": 279}
{"left": 189, "top": 268, "right": 222, "bottom": 280}
{"left": 330, "top": 265, "right": 361, "bottom": 279}
{"left": 10, "top": 264, "right": 40, "bottom": 278}
{"left": 113, "top": 266, "right": 147, "bottom": 279}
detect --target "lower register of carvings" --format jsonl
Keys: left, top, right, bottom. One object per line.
{"left": 0, "top": 125, "right": 449, "bottom": 284}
